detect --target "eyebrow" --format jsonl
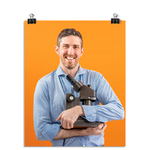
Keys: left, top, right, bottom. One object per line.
{"left": 62, "top": 44, "right": 69, "bottom": 46}
{"left": 62, "top": 44, "right": 80, "bottom": 46}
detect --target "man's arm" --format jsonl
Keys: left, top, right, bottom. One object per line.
{"left": 53, "top": 124, "right": 107, "bottom": 140}
{"left": 82, "top": 75, "right": 124, "bottom": 123}
{"left": 34, "top": 79, "right": 61, "bottom": 141}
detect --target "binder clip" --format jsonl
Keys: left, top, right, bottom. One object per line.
{"left": 111, "top": 13, "right": 120, "bottom": 24}
{"left": 28, "top": 13, "right": 36, "bottom": 24}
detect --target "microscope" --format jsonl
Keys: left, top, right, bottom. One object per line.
{"left": 66, "top": 74, "right": 104, "bottom": 128}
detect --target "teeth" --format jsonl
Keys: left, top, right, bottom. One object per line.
{"left": 67, "top": 57, "right": 73, "bottom": 60}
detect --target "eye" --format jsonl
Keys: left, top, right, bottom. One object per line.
{"left": 63, "top": 45, "right": 69, "bottom": 48}
{"left": 74, "top": 45, "right": 79, "bottom": 49}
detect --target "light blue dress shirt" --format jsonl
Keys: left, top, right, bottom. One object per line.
{"left": 34, "top": 65, "right": 124, "bottom": 146}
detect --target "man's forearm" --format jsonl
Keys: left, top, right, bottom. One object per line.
{"left": 53, "top": 124, "right": 106, "bottom": 140}
{"left": 53, "top": 128, "right": 88, "bottom": 140}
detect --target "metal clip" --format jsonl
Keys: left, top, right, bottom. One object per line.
{"left": 111, "top": 13, "right": 120, "bottom": 24}
{"left": 28, "top": 13, "right": 36, "bottom": 24}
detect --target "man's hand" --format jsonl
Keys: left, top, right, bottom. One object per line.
{"left": 86, "top": 123, "right": 107, "bottom": 135}
{"left": 56, "top": 105, "right": 84, "bottom": 129}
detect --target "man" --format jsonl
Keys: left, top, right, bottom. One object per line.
{"left": 34, "top": 28, "right": 124, "bottom": 146}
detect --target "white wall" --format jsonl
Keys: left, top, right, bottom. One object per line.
{"left": 0, "top": 0, "right": 150, "bottom": 149}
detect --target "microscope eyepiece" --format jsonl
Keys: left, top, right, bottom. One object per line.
{"left": 66, "top": 74, "right": 76, "bottom": 85}
{"left": 66, "top": 74, "right": 83, "bottom": 92}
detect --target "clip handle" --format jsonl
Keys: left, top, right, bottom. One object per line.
{"left": 113, "top": 13, "right": 118, "bottom": 18}
{"left": 29, "top": 13, "right": 34, "bottom": 18}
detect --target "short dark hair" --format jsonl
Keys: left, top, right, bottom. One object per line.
{"left": 57, "top": 28, "right": 83, "bottom": 48}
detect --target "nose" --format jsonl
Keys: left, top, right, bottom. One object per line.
{"left": 68, "top": 46, "right": 74, "bottom": 55}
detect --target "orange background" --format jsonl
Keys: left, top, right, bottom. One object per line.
{"left": 24, "top": 21, "right": 125, "bottom": 146}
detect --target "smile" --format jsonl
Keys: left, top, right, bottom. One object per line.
{"left": 65, "top": 56, "right": 75, "bottom": 60}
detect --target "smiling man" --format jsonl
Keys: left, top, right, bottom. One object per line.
{"left": 34, "top": 28, "right": 124, "bottom": 146}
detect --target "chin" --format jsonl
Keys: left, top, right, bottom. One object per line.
{"left": 65, "top": 65, "right": 75, "bottom": 70}
{"left": 64, "top": 63, "right": 77, "bottom": 70}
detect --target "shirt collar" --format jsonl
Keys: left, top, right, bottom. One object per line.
{"left": 55, "top": 65, "right": 66, "bottom": 76}
{"left": 55, "top": 65, "right": 86, "bottom": 77}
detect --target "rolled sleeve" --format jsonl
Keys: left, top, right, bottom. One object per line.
{"left": 42, "top": 124, "right": 60, "bottom": 141}
{"left": 81, "top": 105, "right": 97, "bottom": 122}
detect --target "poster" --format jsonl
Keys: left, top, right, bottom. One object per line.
{"left": 25, "top": 20, "right": 125, "bottom": 146}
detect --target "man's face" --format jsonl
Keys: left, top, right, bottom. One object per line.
{"left": 55, "top": 35, "right": 84, "bottom": 70}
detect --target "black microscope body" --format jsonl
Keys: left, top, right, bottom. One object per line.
{"left": 66, "top": 74, "right": 103, "bottom": 128}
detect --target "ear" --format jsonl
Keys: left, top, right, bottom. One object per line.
{"left": 55, "top": 46, "right": 59, "bottom": 55}
{"left": 81, "top": 48, "right": 84, "bottom": 56}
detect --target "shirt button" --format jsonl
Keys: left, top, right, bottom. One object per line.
{"left": 71, "top": 86, "right": 73, "bottom": 88}
{"left": 83, "top": 145, "right": 85, "bottom": 146}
